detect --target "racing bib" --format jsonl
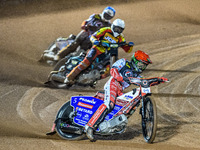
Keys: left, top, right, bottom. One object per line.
{"left": 103, "top": 32, "right": 118, "bottom": 43}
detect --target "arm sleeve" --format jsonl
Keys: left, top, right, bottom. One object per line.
{"left": 81, "top": 14, "right": 96, "bottom": 29}
{"left": 118, "top": 34, "right": 133, "bottom": 53}
{"left": 110, "top": 68, "right": 122, "bottom": 80}
{"left": 110, "top": 58, "right": 126, "bottom": 79}
{"left": 81, "top": 20, "right": 87, "bottom": 29}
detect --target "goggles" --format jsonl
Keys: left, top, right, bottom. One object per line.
{"left": 137, "top": 61, "right": 147, "bottom": 70}
{"left": 113, "top": 25, "right": 124, "bottom": 34}
{"left": 103, "top": 13, "right": 113, "bottom": 20}
{"left": 133, "top": 58, "right": 148, "bottom": 71}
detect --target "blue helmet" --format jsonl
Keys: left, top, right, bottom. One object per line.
{"left": 101, "top": 6, "right": 116, "bottom": 21}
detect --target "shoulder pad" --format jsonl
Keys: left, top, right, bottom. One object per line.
{"left": 99, "top": 27, "right": 111, "bottom": 32}
{"left": 94, "top": 14, "right": 101, "bottom": 19}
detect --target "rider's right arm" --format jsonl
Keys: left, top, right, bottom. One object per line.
{"left": 82, "top": 14, "right": 102, "bottom": 30}
{"left": 81, "top": 21, "right": 87, "bottom": 30}
{"left": 81, "top": 14, "right": 96, "bottom": 30}
{"left": 110, "top": 58, "right": 126, "bottom": 79}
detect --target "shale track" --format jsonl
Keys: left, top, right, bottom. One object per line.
{"left": 0, "top": 0, "right": 200, "bottom": 149}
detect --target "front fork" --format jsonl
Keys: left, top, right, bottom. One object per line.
{"left": 140, "top": 97, "right": 146, "bottom": 118}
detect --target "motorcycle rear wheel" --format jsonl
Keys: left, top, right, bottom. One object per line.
{"left": 141, "top": 97, "right": 157, "bottom": 143}
{"left": 55, "top": 101, "right": 85, "bottom": 140}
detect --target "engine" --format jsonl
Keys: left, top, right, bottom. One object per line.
{"left": 76, "top": 69, "right": 101, "bottom": 85}
{"left": 98, "top": 114, "right": 128, "bottom": 135}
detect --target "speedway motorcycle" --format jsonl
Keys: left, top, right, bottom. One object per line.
{"left": 44, "top": 41, "right": 126, "bottom": 88}
{"left": 46, "top": 77, "right": 169, "bottom": 143}
{"left": 39, "top": 34, "right": 85, "bottom": 66}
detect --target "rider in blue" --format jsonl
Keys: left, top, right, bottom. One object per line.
{"left": 55, "top": 6, "right": 116, "bottom": 61}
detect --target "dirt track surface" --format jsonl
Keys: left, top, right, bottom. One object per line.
{"left": 0, "top": 0, "right": 200, "bottom": 150}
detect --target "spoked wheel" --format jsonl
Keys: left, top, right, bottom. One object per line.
{"left": 55, "top": 101, "right": 85, "bottom": 140}
{"left": 53, "top": 57, "right": 69, "bottom": 71}
{"left": 141, "top": 97, "right": 157, "bottom": 143}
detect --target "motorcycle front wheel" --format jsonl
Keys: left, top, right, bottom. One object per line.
{"left": 141, "top": 97, "right": 157, "bottom": 143}
{"left": 53, "top": 57, "right": 69, "bottom": 71}
{"left": 55, "top": 101, "right": 85, "bottom": 140}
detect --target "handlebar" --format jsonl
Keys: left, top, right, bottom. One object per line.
{"left": 127, "top": 77, "right": 169, "bottom": 88}
{"left": 101, "top": 41, "right": 127, "bottom": 48}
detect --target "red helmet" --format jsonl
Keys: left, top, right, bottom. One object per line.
{"left": 131, "top": 50, "right": 152, "bottom": 72}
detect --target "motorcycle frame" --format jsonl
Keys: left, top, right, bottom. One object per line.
{"left": 68, "top": 80, "right": 152, "bottom": 129}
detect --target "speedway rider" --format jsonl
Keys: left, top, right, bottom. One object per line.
{"left": 85, "top": 50, "right": 168, "bottom": 141}
{"left": 54, "top": 6, "right": 116, "bottom": 61}
{"left": 64, "top": 18, "right": 134, "bottom": 84}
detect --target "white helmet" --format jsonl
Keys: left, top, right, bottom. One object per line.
{"left": 111, "top": 19, "right": 125, "bottom": 37}
{"left": 101, "top": 6, "right": 116, "bottom": 22}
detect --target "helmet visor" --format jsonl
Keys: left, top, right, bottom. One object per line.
{"left": 113, "top": 25, "right": 124, "bottom": 34}
{"left": 103, "top": 13, "right": 113, "bottom": 20}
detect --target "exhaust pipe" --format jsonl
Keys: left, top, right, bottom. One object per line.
{"left": 60, "top": 123, "right": 83, "bottom": 135}
{"left": 51, "top": 74, "right": 65, "bottom": 83}
{"left": 43, "top": 53, "right": 55, "bottom": 61}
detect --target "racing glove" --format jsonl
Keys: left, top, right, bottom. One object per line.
{"left": 159, "top": 77, "right": 169, "bottom": 82}
{"left": 93, "top": 40, "right": 100, "bottom": 46}
{"left": 122, "top": 42, "right": 134, "bottom": 53}
{"left": 128, "top": 42, "right": 134, "bottom": 46}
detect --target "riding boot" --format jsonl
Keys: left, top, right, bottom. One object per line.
{"left": 66, "top": 59, "right": 90, "bottom": 81}
{"left": 85, "top": 125, "right": 95, "bottom": 142}
{"left": 85, "top": 104, "right": 108, "bottom": 141}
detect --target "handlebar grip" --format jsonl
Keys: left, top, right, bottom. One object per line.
{"left": 158, "top": 77, "right": 169, "bottom": 82}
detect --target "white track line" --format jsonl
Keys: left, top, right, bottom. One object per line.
{"left": 0, "top": 89, "right": 16, "bottom": 98}
{"left": 16, "top": 87, "right": 45, "bottom": 129}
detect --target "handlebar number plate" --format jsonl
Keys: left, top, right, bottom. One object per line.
{"left": 142, "top": 87, "right": 151, "bottom": 94}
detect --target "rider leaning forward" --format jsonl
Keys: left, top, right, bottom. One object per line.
{"left": 54, "top": 6, "right": 116, "bottom": 61}
{"left": 64, "top": 18, "right": 134, "bottom": 84}
{"left": 85, "top": 50, "right": 168, "bottom": 141}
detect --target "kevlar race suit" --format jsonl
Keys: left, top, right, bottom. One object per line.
{"left": 86, "top": 58, "right": 141, "bottom": 129}
{"left": 57, "top": 14, "right": 111, "bottom": 59}
{"left": 66, "top": 27, "right": 133, "bottom": 81}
